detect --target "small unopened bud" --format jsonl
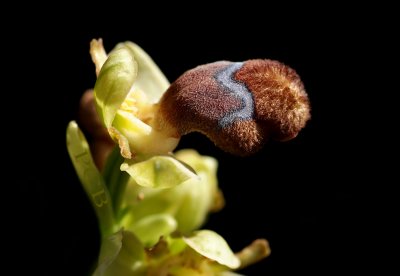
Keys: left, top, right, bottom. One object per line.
{"left": 157, "top": 60, "right": 310, "bottom": 156}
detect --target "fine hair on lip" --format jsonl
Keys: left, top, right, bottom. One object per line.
{"left": 157, "top": 59, "right": 311, "bottom": 156}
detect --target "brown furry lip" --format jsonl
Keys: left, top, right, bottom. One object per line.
{"left": 156, "top": 59, "right": 311, "bottom": 156}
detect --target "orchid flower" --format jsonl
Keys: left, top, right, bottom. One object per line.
{"left": 67, "top": 38, "right": 310, "bottom": 275}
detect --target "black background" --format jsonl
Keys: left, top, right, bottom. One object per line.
{"left": 8, "top": 5, "right": 387, "bottom": 275}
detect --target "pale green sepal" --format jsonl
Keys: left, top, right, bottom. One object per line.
{"left": 120, "top": 156, "right": 198, "bottom": 188}
{"left": 183, "top": 230, "right": 240, "bottom": 269}
{"left": 66, "top": 121, "right": 115, "bottom": 237}
{"left": 119, "top": 41, "right": 170, "bottom": 103}
{"left": 94, "top": 45, "right": 138, "bottom": 128}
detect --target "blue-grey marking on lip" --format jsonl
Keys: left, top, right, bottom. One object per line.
{"left": 215, "top": 62, "right": 254, "bottom": 128}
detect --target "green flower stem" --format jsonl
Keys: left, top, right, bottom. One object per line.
{"left": 66, "top": 121, "right": 116, "bottom": 237}
{"left": 111, "top": 170, "right": 130, "bottom": 219}
{"left": 104, "top": 149, "right": 124, "bottom": 204}
{"left": 102, "top": 146, "right": 120, "bottom": 185}
{"left": 101, "top": 144, "right": 131, "bottom": 219}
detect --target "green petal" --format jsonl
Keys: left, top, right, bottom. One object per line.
{"left": 66, "top": 121, "right": 115, "bottom": 237}
{"left": 131, "top": 214, "right": 177, "bottom": 247}
{"left": 112, "top": 110, "right": 179, "bottom": 157}
{"left": 183, "top": 230, "right": 240, "bottom": 269}
{"left": 120, "top": 41, "right": 169, "bottom": 103}
{"left": 120, "top": 156, "right": 198, "bottom": 189}
{"left": 93, "top": 230, "right": 146, "bottom": 276}
{"left": 94, "top": 45, "right": 138, "bottom": 129}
